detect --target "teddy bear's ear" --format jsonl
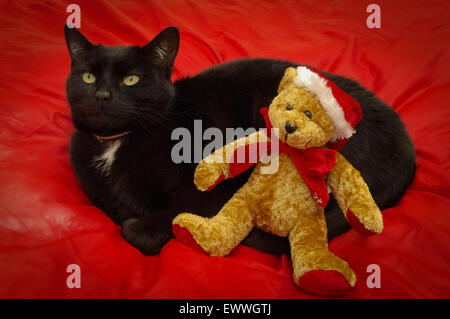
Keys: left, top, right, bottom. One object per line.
{"left": 278, "top": 67, "right": 298, "bottom": 93}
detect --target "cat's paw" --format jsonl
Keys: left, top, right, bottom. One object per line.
{"left": 120, "top": 217, "right": 171, "bottom": 255}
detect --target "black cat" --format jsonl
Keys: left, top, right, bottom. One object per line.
{"left": 65, "top": 26, "right": 416, "bottom": 256}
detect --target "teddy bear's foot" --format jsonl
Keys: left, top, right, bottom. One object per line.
{"left": 173, "top": 209, "right": 253, "bottom": 256}
{"left": 172, "top": 213, "right": 210, "bottom": 255}
{"left": 295, "top": 250, "right": 356, "bottom": 296}
{"left": 173, "top": 188, "right": 254, "bottom": 256}
{"left": 172, "top": 223, "right": 208, "bottom": 255}
{"left": 298, "top": 270, "right": 352, "bottom": 296}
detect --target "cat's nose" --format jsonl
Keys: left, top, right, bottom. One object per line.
{"left": 285, "top": 121, "right": 297, "bottom": 134}
{"left": 95, "top": 89, "right": 111, "bottom": 103}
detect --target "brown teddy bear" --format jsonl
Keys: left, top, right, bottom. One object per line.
{"left": 172, "top": 66, "right": 383, "bottom": 296}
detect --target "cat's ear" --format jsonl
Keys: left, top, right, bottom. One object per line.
{"left": 278, "top": 67, "right": 298, "bottom": 93}
{"left": 142, "top": 27, "right": 179, "bottom": 73}
{"left": 64, "top": 24, "right": 93, "bottom": 61}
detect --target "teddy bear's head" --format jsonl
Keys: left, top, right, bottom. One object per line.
{"left": 268, "top": 66, "right": 362, "bottom": 150}
{"left": 268, "top": 67, "right": 335, "bottom": 149}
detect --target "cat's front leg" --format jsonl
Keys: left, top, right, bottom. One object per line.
{"left": 120, "top": 212, "right": 174, "bottom": 256}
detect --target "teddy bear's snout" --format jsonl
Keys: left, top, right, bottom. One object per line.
{"left": 285, "top": 121, "right": 298, "bottom": 134}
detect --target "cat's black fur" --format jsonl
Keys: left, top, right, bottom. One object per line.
{"left": 65, "top": 26, "right": 416, "bottom": 256}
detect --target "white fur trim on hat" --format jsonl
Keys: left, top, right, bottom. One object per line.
{"left": 293, "top": 66, "right": 355, "bottom": 142}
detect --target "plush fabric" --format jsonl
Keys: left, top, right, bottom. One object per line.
{"left": 0, "top": 0, "right": 449, "bottom": 298}
{"left": 173, "top": 72, "right": 382, "bottom": 296}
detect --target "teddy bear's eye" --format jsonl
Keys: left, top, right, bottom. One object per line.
{"left": 286, "top": 105, "right": 294, "bottom": 110}
{"left": 304, "top": 111, "right": 312, "bottom": 119}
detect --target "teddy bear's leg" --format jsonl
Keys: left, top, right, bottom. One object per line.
{"left": 172, "top": 187, "right": 254, "bottom": 256}
{"left": 289, "top": 209, "right": 356, "bottom": 296}
{"left": 328, "top": 153, "right": 383, "bottom": 235}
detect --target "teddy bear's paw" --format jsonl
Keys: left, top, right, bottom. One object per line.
{"left": 295, "top": 250, "right": 356, "bottom": 296}
{"left": 346, "top": 206, "right": 383, "bottom": 236}
{"left": 194, "top": 161, "right": 225, "bottom": 191}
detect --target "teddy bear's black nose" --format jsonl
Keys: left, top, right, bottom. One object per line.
{"left": 285, "top": 122, "right": 297, "bottom": 134}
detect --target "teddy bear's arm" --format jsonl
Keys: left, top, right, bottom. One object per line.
{"left": 327, "top": 153, "right": 383, "bottom": 235}
{"left": 194, "top": 129, "right": 269, "bottom": 191}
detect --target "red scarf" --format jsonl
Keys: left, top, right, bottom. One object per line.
{"left": 207, "top": 108, "right": 338, "bottom": 207}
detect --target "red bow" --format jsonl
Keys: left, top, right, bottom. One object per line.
{"left": 207, "top": 108, "right": 337, "bottom": 207}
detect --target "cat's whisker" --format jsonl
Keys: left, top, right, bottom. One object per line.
{"left": 130, "top": 115, "right": 153, "bottom": 135}
{"left": 111, "top": 105, "right": 176, "bottom": 131}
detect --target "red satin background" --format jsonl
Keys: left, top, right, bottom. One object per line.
{"left": 0, "top": 0, "right": 449, "bottom": 298}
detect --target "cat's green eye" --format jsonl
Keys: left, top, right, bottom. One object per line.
{"left": 81, "top": 72, "right": 96, "bottom": 84}
{"left": 123, "top": 75, "right": 140, "bottom": 86}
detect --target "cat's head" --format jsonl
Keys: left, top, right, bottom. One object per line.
{"left": 64, "top": 25, "right": 179, "bottom": 137}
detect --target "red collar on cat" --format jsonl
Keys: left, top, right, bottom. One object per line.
{"left": 94, "top": 131, "right": 132, "bottom": 142}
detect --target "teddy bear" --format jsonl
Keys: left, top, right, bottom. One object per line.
{"left": 172, "top": 66, "right": 384, "bottom": 296}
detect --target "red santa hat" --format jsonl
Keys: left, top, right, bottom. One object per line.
{"left": 293, "top": 66, "right": 363, "bottom": 149}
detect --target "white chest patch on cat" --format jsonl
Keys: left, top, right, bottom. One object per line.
{"left": 92, "top": 140, "right": 122, "bottom": 176}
